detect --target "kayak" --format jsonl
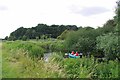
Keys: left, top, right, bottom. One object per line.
{"left": 68, "top": 53, "right": 80, "bottom": 58}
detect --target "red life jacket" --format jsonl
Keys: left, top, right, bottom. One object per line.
{"left": 75, "top": 52, "right": 79, "bottom": 56}
{"left": 71, "top": 51, "right": 75, "bottom": 55}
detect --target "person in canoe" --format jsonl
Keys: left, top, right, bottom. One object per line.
{"left": 71, "top": 51, "right": 75, "bottom": 55}
{"left": 68, "top": 51, "right": 80, "bottom": 58}
{"left": 79, "top": 52, "right": 83, "bottom": 58}
{"left": 74, "top": 51, "right": 79, "bottom": 56}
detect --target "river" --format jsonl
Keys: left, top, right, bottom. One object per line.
{"left": 44, "top": 53, "right": 52, "bottom": 62}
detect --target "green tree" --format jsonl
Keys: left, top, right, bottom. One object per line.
{"left": 4, "top": 36, "right": 8, "bottom": 40}
{"left": 41, "top": 35, "right": 45, "bottom": 40}
{"left": 64, "top": 27, "right": 97, "bottom": 54}
{"left": 115, "top": 0, "right": 120, "bottom": 61}
{"left": 57, "top": 30, "right": 71, "bottom": 40}
{"left": 102, "top": 19, "right": 116, "bottom": 34}
{"left": 9, "top": 27, "right": 27, "bottom": 39}
{"left": 8, "top": 36, "right": 16, "bottom": 41}
{"left": 22, "top": 35, "right": 27, "bottom": 41}
{"left": 25, "top": 29, "right": 32, "bottom": 39}
{"left": 36, "top": 37, "right": 39, "bottom": 41}
{"left": 96, "top": 33, "right": 119, "bottom": 61}
{"left": 8, "top": 24, "right": 78, "bottom": 40}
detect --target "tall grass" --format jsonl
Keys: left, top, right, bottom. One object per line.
{"left": 61, "top": 56, "right": 118, "bottom": 79}
{"left": 2, "top": 42, "right": 66, "bottom": 78}
{"left": 3, "top": 41, "right": 45, "bottom": 58}
{"left": 2, "top": 40, "right": 119, "bottom": 78}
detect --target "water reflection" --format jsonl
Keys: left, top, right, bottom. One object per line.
{"left": 44, "top": 53, "right": 51, "bottom": 62}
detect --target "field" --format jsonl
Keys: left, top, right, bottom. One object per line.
{"left": 1, "top": 40, "right": 119, "bottom": 79}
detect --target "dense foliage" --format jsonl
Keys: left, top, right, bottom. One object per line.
{"left": 61, "top": 58, "right": 118, "bottom": 78}
{"left": 64, "top": 18, "right": 118, "bottom": 60}
{"left": 4, "top": 41, "right": 45, "bottom": 58}
{"left": 96, "top": 33, "right": 119, "bottom": 60}
{"left": 7, "top": 24, "right": 78, "bottom": 40}
{"left": 64, "top": 27, "right": 96, "bottom": 53}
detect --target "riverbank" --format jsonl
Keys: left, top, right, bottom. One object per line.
{"left": 2, "top": 40, "right": 119, "bottom": 78}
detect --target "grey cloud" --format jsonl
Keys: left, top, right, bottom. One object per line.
{"left": 70, "top": 6, "right": 110, "bottom": 16}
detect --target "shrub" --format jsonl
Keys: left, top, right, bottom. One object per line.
{"left": 96, "top": 33, "right": 119, "bottom": 60}
{"left": 64, "top": 28, "right": 96, "bottom": 53}
{"left": 4, "top": 41, "right": 45, "bottom": 58}
{"left": 30, "top": 45, "right": 44, "bottom": 58}
{"left": 22, "top": 35, "right": 27, "bottom": 41}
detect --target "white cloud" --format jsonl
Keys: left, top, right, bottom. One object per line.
{"left": 71, "top": 6, "right": 110, "bottom": 16}
{"left": 0, "top": 0, "right": 117, "bottom": 38}
{"left": 0, "top": 5, "right": 8, "bottom": 11}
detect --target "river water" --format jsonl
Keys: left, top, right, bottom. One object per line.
{"left": 44, "top": 53, "right": 52, "bottom": 62}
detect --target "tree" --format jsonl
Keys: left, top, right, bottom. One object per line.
{"left": 36, "top": 37, "right": 39, "bottom": 41}
{"left": 9, "top": 27, "right": 27, "bottom": 39}
{"left": 64, "top": 27, "right": 97, "bottom": 54}
{"left": 115, "top": 0, "right": 120, "bottom": 61}
{"left": 22, "top": 35, "right": 27, "bottom": 41}
{"left": 116, "top": 0, "right": 120, "bottom": 35}
{"left": 4, "top": 36, "right": 8, "bottom": 40}
{"left": 102, "top": 19, "right": 116, "bottom": 34}
{"left": 8, "top": 36, "right": 16, "bottom": 41}
{"left": 31, "top": 30, "right": 37, "bottom": 39}
{"left": 57, "top": 30, "right": 71, "bottom": 40}
{"left": 25, "top": 29, "right": 32, "bottom": 39}
{"left": 96, "top": 33, "right": 119, "bottom": 61}
{"left": 8, "top": 24, "right": 78, "bottom": 40}
{"left": 41, "top": 35, "right": 46, "bottom": 40}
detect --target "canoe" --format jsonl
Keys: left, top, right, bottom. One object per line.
{"left": 68, "top": 53, "right": 80, "bottom": 58}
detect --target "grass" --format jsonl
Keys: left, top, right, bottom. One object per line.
{"left": 0, "top": 41, "right": 2, "bottom": 79}
{"left": 2, "top": 40, "right": 66, "bottom": 78}
{"left": 2, "top": 40, "right": 119, "bottom": 78}
{"left": 60, "top": 57, "right": 118, "bottom": 79}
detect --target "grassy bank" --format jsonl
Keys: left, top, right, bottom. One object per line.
{"left": 2, "top": 40, "right": 66, "bottom": 78}
{"left": 2, "top": 40, "right": 119, "bottom": 78}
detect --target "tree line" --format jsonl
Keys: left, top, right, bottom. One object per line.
{"left": 5, "top": 24, "right": 78, "bottom": 40}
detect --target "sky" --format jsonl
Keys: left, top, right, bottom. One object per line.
{"left": 0, "top": 0, "right": 117, "bottom": 38}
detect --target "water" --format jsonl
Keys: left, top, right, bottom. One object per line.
{"left": 44, "top": 53, "right": 51, "bottom": 62}
{"left": 44, "top": 43, "right": 52, "bottom": 62}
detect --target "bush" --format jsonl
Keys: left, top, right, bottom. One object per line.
{"left": 22, "top": 35, "right": 27, "bottom": 41}
{"left": 64, "top": 28, "right": 96, "bottom": 53}
{"left": 4, "top": 41, "right": 45, "bottom": 58}
{"left": 61, "top": 56, "right": 118, "bottom": 78}
{"left": 96, "top": 33, "right": 119, "bottom": 60}
{"left": 30, "top": 45, "right": 44, "bottom": 58}
{"left": 51, "top": 41, "right": 64, "bottom": 52}
{"left": 64, "top": 31, "right": 78, "bottom": 51}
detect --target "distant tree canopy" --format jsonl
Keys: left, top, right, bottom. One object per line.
{"left": 8, "top": 24, "right": 78, "bottom": 40}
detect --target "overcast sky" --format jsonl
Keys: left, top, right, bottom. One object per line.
{"left": 0, "top": 0, "right": 117, "bottom": 38}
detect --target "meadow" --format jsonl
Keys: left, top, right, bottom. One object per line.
{"left": 1, "top": 40, "right": 119, "bottom": 79}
